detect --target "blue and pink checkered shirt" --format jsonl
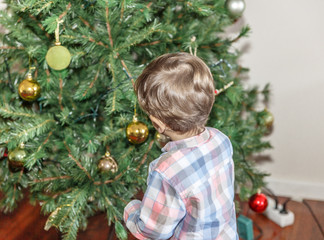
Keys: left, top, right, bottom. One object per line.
{"left": 124, "top": 127, "right": 238, "bottom": 239}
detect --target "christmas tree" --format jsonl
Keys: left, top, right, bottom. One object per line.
{"left": 0, "top": 0, "right": 272, "bottom": 239}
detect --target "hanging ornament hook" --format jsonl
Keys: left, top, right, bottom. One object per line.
{"left": 133, "top": 100, "right": 137, "bottom": 121}
{"left": 104, "top": 150, "right": 111, "bottom": 158}
{"left": 28, "top": 56, "right": 36, "bottom": 76}
{"left": 55, "top": 18, "right": 64, "bottom": 45}
{"left": 189, "top": 36, "right": 197, "bottom": 56}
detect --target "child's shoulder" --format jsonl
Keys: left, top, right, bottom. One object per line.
{"left": 149, "top": 150, "right": 178, "bottom": 175}
{"left": 207, "top": 127, "right": 233, "bottom": 154}
{"left": 207, "top": 127, "right": 231, "bottom": 146}
{"left": 207, "top": 127, "right": 229, "bottom": 140}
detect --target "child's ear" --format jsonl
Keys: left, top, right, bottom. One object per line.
{"left": 149, "top": 115, "right": 166, "bottom": 134}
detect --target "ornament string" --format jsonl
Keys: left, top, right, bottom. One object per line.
{"left": 55, "top": 18, "right": 64, "bottom": 44}
{"left": 189, "top": 36, "right": 197, "bottom": 56}
{"left": 28, "top": 56, "right": 36, "bottom": 76}
{"left": 134, "top": 101, "right": 137, "bottom": 120}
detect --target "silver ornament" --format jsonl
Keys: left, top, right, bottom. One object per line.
{"left": 226, "top": 0, "right": 246, "bottom": 18}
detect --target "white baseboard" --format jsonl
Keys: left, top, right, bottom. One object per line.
{"left": 265, "top": 177, "right": 324, "bottom": 202}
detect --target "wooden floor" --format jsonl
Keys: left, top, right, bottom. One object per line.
{"left": 0, "top": 194, "right": 324, "bottom": 240}
{"left": 239, "top": 197, "right": 324, "bottom": 240}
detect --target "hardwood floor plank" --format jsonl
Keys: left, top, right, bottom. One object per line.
{"left": 0, "top": 198, "right": 59, "bottom": 240}
{"left": 77, "top": 213, "right": 110, "bottom": 240}
{"left": 303, "top": 199, "right": 324, "bottom": 237}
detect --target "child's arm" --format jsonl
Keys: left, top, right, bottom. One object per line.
{"left": 124, "top": 170, "right": 186, "bottom": 240}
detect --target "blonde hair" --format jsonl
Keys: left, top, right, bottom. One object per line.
{"left": 135, "top": 52, "right": 215, "bottom": 133}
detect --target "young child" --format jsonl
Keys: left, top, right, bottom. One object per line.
{"left": 124, "top": 52, "right": 238, "bottom": 240}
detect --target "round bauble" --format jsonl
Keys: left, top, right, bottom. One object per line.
{"left": 154, "top": 132, "right": 171, "bottom": 149}
{"left": 98, "top": 152, "right": 118, "bottom": 173}
{"left": 126, "top": 116, "right": 149, "bottom": 144}
{"left": 249, "top": 192, "right": 268, "bottom": 213}
{"left": 18, "top": 74, "right": 41, "bottom": 101}
{"left": 8, "top": 147, "right": 26, "bottom": 170}
{"left": 46, "top": 44, "right": 71, "bottom": 70}
{"left": 226, "top": 0, "right": 246, "bottom": 18}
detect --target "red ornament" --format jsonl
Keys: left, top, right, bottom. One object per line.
{"left": 249, "top": 192, "right": 268, "bottom": 213}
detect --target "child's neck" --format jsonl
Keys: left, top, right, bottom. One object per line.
{"left": 165, "top": 128, "right": 204, "bottom": 141}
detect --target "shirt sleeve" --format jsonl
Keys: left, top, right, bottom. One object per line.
{"left": 123, "top": 170, "right": 186, "bottom": 240}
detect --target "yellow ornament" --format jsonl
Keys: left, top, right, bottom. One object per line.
{"left": 98, "top": 151, "right": 118, "bottom": 173}
{"left": 46, "top": 42, "right": 71, "bottom": 70}
{"left": 126, "top": 116, "right": 149, "bottom": 144}
{"left": 264, "top": 110, "right": 274, "bottom": 128}
{"left": 18, "top": 73, "right": 41, "bottom": 101}
{"left": 8, "top": 143, "right": 26, "bottom": 170}
{"left": 154, "top": 132, "right": 171, "bottom": 149}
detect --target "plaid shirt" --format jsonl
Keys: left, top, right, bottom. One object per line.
{"left": 124, "top": 127, "right": 238, "bottom": 240}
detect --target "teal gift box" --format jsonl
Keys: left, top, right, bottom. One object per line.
{"left": 237, "top": 215, "right": 254, "bottom": 240}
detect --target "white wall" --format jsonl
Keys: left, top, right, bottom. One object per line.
{"left": 232, "top": 0, "right": 324, "bottom": 200}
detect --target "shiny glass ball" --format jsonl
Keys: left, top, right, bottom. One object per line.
{"left": 8, "top": 148, "right": 26, "bottom": 169}
{"left": 249, "top": 193, "right": 268, "bottom": 213}
{"left": 226, "top": 0, "right": 245, "bottom": 18}
{"left": 154, "top": 132, "right": 171, "bottom": 149}
{"left": 18, "top": 75, "right": 41, "bottom": 101}
{"left": 98, "top": 153, "right": 118, "bottom": 173}
{"left": 126, "top": 118, "right": 149, "bottom": 144}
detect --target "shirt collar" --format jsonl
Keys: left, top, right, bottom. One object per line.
{"left": 161, "top": 128, "right": 210, "bottom": 152}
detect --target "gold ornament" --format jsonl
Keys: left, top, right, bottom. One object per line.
{"left": 154, "top": 132, "right": 171, "bottom": 149}
{"left": 18, "top": 73, "right": 41, "bottom": 101}
{"left": 264, "top": 110, "right": 274, "bottom": 128}
{"left": 46, "top": 42, "right": 71, "bottom": 71}
{"left": 126, "top": 116, "right": 149, "bottom": 144}
{"left": 8, "top": 143, "right": 26, "bottom": 170}
{"left": 98, "top": 151, "right": 118, "bottom": 173}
